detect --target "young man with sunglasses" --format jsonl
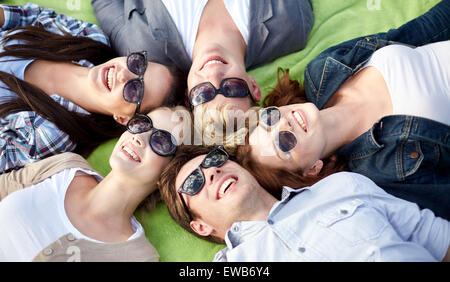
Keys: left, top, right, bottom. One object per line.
{"left": 159, "top": 146, "right": 450, "bottom": 262}
{"left": 92, "top": 0, "right": 314, "bottom": 103}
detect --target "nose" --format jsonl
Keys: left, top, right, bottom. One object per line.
{"left": 278, "top": 116, "right": 294, "bottom": 132}
{"left": 131, "top": 133, "right": 145, "bottom": 147}
{"left": 203, "top": 166, "right": 222, "bottom": 187}
{"left": 201, "top": 69, "right": 226, "bottom": 90}
{"left": 117, "top": 66, "right": 136, "bottom": 84}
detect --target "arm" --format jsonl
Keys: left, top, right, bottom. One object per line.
{"left": 444, "top": 247, "right": 450, "bottom": 262}
{"left": 0, "top": 7, "right": 4, "bottom": 28}
{"left": 0, "top": 3, "right": 108, "bottom": 45}
{"left": 0, "top": 3, "right": 46, "bottom": 30}
{"left": 385, "top": 0, "right": 450, "bottom": 46}
{"left": 365, "top": 177, "right": 450, "bottom": 262}
{"left": 0, "top": 111, "right": 76, "bottom": 175}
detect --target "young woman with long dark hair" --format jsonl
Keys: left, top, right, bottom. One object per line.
{"left": 0, "top": 4, "right": 186, "bottom": 173}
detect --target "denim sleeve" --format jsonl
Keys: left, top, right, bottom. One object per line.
{"left": 385, "top": 0, "right": 450, "bottom": 46}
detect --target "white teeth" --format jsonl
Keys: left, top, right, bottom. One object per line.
{"left": 293, "top": 112, "right": 307, "bottom": 132}
{"left": 219, "top": 178, "right": 236, "bottom": 198}
{"left": 106, "top": 68, "right": 113, "bottom": 91}
{"left": 122, "top": 146, "right": 140, "bottom": 162}
{"left": 204, "top": 60, "right": 224, "bottom": 68}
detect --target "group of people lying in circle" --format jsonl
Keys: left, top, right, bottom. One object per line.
{"left": 0, "top": 0, "right": 449, "bottom": 262}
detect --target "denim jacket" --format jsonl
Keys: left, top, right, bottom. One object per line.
{"left": 303, "top": 0, "right": 450, "bottom": 219}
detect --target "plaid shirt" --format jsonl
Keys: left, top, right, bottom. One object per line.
{"left": 0, "top": 3, "right": 110, "bottom": 173}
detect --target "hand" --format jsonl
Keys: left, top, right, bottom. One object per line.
{"left": 443, "top": 246, "right": 450, "bottom": 262}
{"left": 0, "top": 7, "right": 4, "bottom": 27}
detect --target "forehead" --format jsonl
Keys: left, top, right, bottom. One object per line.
{"left": 148, "top": 108, "right": 181, "bottom": 130}
{"left": 175, "top": 154, "right": 207, "bottom": 189}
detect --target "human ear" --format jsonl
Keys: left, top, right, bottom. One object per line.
{"left": 190, "top": 219, "right": 214, "bottom": 237}
{"left": 248, "top": 76, "right": 261, "bottom": 102}
{"left": 113, "top": 115, "right": 130, "bottom": 126}
{"left": 302, "top": 160, "right": 324, "bottom": 177}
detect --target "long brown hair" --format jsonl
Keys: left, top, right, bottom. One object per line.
{"left": 0, "top": 26, "right": 124, "bottom": 157}
{"left": 261, "top": 68, "right": 308, "bottom": 107}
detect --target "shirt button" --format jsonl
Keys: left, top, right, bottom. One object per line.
{"left": 267, "top": 219, "right": 274, "bottom": 225}
{"left": 232, "top": 226, "right": 239, "bottom": 233}
{"left": 410, "top": 152, "right": 419, "bottom": 159}
{"left": 298, "top": 247, "right": 306, "bottom": 253}
{"left": 340, "top": 209, "right": 348, "bottom": 215}
{"left": 66, "top": 234, "right": 76, "bottom": 241}
{"left": 43, "top": 248, "right": 53, "bottom": 256}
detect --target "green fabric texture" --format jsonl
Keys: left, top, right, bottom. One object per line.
{"left": 4, "top": 0, "right": 440, "bottom": 261}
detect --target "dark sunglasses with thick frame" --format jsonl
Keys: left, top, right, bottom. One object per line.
{"left": 123, "top": 51, "right": 148, "bottom": 115}
{"left": 188, "top": 77, "right": 253, "bottom": 107}
{"left": 126, "top": 114, "right": 177, "bottom": 157}
{"left": 177, "top": 146, "right": 229, "bottom": 220}
{"left": 259, "top": 106, "right": 298, "bottom": 153}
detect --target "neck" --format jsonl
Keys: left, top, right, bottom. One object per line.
{"left": 246, "top": 188, "right": 278, "bottom": 222}
{"left": 85, "top": 173, "right": 152, "bottom": 222}
{"left": 318, "top": 98, "right": 366, "bottom": 159}
{"left": 193, "top": 0, "right": 247, "bottom": 60}
{"left": 26, "top": 60, "right": 97, "bottom": 113}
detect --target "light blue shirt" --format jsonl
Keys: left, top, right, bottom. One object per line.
{"left": 214, "top": 172, "right": 450, "bottom": 262}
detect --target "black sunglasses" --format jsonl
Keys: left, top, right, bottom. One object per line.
{"left": 259, "top": 106, "right": 298, "bottom": 153}
{"left": 126, "top": 114, "right": 177, "bottom": 156}
{"left": 123, "top": 51, "right": 148, "bottom": 115}
{"left": 188, "top": 77, "right": 252, "bottom": 106}
{"left": 177, "top": 146, "right": 229, "bottom": 219}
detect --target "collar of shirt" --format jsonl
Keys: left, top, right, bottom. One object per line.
{"left": 223, "top": 186, "right": 310, "bottom": 250}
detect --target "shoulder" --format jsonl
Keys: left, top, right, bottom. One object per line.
{"left": 312, "top": 172, "right": 379, "bottom": 195}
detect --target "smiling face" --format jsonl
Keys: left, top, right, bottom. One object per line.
{"left": 175, "top": 154, "right": 264, "bottom": 238}
{"left": 88, "top": 56, "right": 174, "bottom": 124}
{"left": 109, "top": 107, "right": 192, "bottom": 190}
{"left": 249, "top": 103, "right": 326, "bottom": 175}
{"left": 187, "top": 45, "right": 261, "bottom": 113}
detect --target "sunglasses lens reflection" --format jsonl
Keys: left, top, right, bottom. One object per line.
{"left": 123, "top": 79, "right": 143, "bottom": 103}
{"left": 181, "top": 168, "right": 204, "bottom": 195}
{"left": 261, "top": 107, "right": 280, "bottom": 127}
{"left": 222, "top": 79, "right": 249, "bottom": 97}
{"left": 277, "top": 131, "right": 297, "bottom": 152}
{"left": 127, "top": 115, "right": 152, "bottom": 134}
{"left": 150, "top": 130, "right": 177, "bottom": 155}
{"left": 191, "top": 84, "right": 215, "bottom": 106}
{"left": 202, "top": 149, "right": 228, "bottom": 168}
{"left": 127, "top": 53, "right": 147, "bottom": 75}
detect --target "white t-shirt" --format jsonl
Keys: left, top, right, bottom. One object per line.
{"left": 162, "top": 0, "right": 250, "bottom": 59}
{"left": 0, "top": 167, "right": 144, "bottom": 262}
{"left": 364, "top": 41, "right": 450, "bottom": 126}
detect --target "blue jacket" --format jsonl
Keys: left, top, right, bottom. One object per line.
{"left": 303, "top": 0, "right": 450, "bottom": 219}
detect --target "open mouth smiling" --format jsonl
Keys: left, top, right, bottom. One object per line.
{"left": 217, "top": 175, "right": 238, "bottom": 199}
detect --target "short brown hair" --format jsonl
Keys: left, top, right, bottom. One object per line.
{"left": 158, "top": 145, "right": 226, "bottom": 244}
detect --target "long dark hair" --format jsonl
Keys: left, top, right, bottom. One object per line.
{"left": 0, "top": 26, "right": 124, "bottom": 157}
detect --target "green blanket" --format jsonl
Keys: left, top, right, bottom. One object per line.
{"left": 4, "top": 0, "right": 440, "bottom": 261}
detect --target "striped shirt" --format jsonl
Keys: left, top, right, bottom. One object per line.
{"left": 0, "top": 3, "right": 109, "bottom": 173}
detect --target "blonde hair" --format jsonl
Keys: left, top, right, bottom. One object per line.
{"left": 138, "top": 105, "right": 193, "bottom": 211}
{"left": 192, "top": 103, "right": 260, "bottom": 154}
